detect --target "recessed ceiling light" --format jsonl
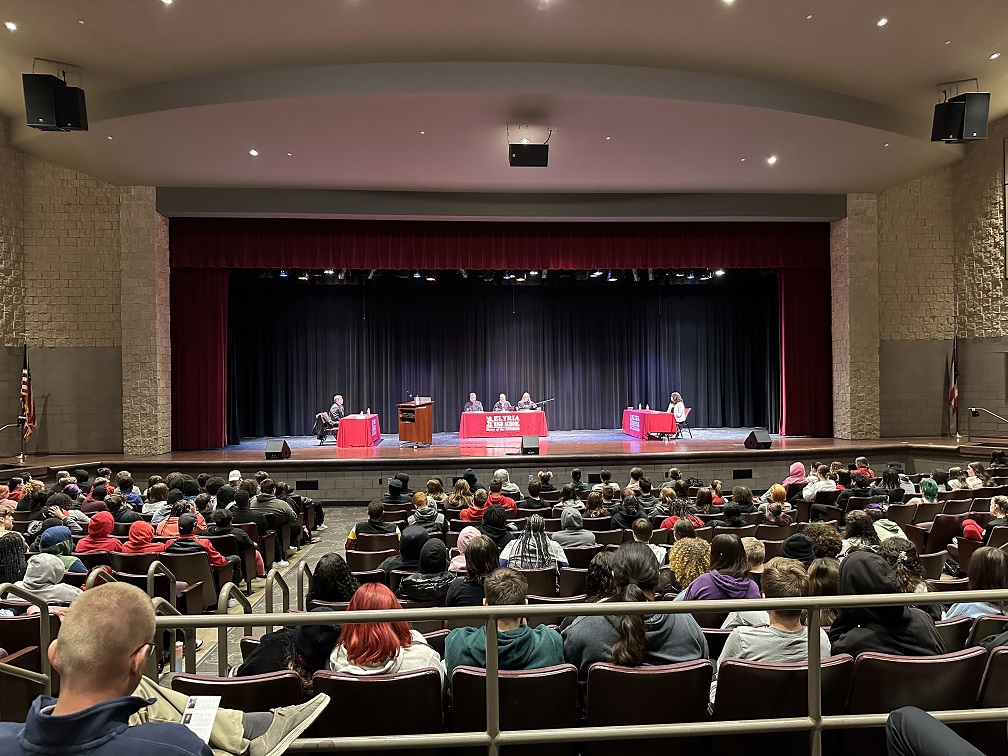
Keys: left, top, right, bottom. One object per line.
{"left": 884, "top": 142, "right": 890, "bottom": 147}
{"left": 107, "top": 135, "right": 113, "bottom": 140}
{"left": 766, "top": 155, "right": 778, "bottom": 165}
{"left": 990, "top": 52, "right": 1001, "bottom": 60}
{"left": 286, "top": 152, "right": 292, "bottom": 156}
{"left": 248, "top": 149, "right": 258, "bottom": 157}
{"left": 161, "top": 0, "right": 173, "bottom": 5}
{"left": 419, "top": 130, "right": 425, "bottom": 135}
{"left": 945, "top": 40, "right": 951, "bottom": 45}
{"left": 876, "top": 17, "right": 888, "bottom": 27}
{"left": 605, "top": 135, "right": 611, "bottom": 140}
{"left": 723, "top": 0, "right": 735, "bottom": 4}
{"left": 78, "top": 19, "right": 84, "bottom": 24}
{"left": 806, "top": 14, "right": 813, "bottom": 19}
{"left": 4, "top": 21, "right": 16, "bottom": 31}
{"left": 740, "top": 158, "right": 746, "bottom": 162}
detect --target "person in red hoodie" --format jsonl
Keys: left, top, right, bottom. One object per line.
{"left": 121, "top": 520, "right": 166, "bottom": 554}
{"left": 484, "top": 477, "right": 517, "bottom": 513}
{"left": 165, "top": 514, "right": 242, "bottom": 584}
{"left": 460, "top": 489, "right": 489, "bottom": 522}
{"left": 75, "top": 511, "right": 123, "bottom": 553}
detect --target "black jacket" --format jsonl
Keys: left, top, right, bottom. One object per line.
{"left": 232, "top": 508, "right": 269, "bottom": 537}
{"left": 397, "top": 571, "right": 455, "bottom": 603}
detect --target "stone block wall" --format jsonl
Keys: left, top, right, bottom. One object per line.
{"left": 0, "top": 119, "right": 24, "bottom": 348}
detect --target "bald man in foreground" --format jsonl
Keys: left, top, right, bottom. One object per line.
{"left": 0, "top": 582, "right": 328, "bottom": 756}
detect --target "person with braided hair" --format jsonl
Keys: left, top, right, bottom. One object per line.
{"left": 610, "top": 492, "right": 642, "bottom": 530}
{"left": 0, "top": 531, "right": 28, "bottom": 585}
{"left": 561, "top": 542, "right": 708, "bottom": 681}
{"left": 498, "top": 514, "right": 568, "bottom": 569}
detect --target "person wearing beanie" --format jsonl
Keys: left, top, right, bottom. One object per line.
{"left": 780, "top": 533, "right": 815, "bottom": 567}
{"left": 493, "top": 469, "right": 523, "bottom": 501}
{"left": 394, "top": 473, "right": 413, "bottom": 495}
{"left": 38, "top": 526, "right": 86, "bottom": 573}
{"left": 379, "top": 478, "right": 411, "bottom": 505}
{"left": 397, "top": 540, "right": 454, "bottom": 603}
{"left": 75, "top": 511, "right": 124, "bottom": 553}
{"left": 377, "top": 526, "right": 429, "bottom": 577}
{"left": 122, "top": 521, "right": 167, "bottom": 554}
{"left": 551, "top": 509, "right": 596, "bottom": 548}
{"left": 165, "top": 514, "right": 243, "bottom": 585}
{"left": 449, "top": 527, "right": 482, "bottom": 573}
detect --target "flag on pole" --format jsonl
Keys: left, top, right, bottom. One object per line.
{"left": 20, "top": 344, "right": 35, "bottom": 441}
{"left": 948, "top": 335, "right": 959, "bottom": 417}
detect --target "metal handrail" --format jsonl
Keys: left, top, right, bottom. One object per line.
{"left": 295, "top": 561, "right": 313, "bottom": 611}
{"left": 151, "top": 597, "right": 198, "bottom": 675}
{"left": 148, "top": 587, "right": 1008, "bottom": 756}
{"left": 84, "top": 566, "right": 114, "bottom": 590}
{"left": 147, "top": 560, "right": 177, "bottom": 606}
{"left": 215, "top": 582, "right": 254, "bottom": 676}
{"left": 263, "top": 567, "right": 290, "bottom": 632}
{"left": 0, "top": 582, "right": 53, "bottom": 696}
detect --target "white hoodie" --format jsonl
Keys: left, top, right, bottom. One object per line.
{"left": 329, "top": 629, "right": 446, "bottom": 690}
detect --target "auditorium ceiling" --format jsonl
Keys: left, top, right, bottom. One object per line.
{"left": 0, "top": 0, "right": 1005, "bottom": 197}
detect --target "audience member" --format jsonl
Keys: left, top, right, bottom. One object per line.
{"left": 835, "top": 471, "right": 872, "bottom": 512}
{"left": 802, "top": 464, "right": 837, "bottom": 502}
{"left": 494, "top": 468, "right": 524, "bottom": 500}
{"left": 448, "top": 479, "right": 475, "bottom": 510}
{"left": 592, "top": 469, "right": 617, "bottom": 493}
{"left": 478, "top": 503, "right": 515, "bottom": 549}
{"left": 445, "top": 535, "right": 499, "bottom": 607}
{"left": 556, "top": 483, "right": 583, "bottom": 511}
{"left": 0, "top": 531, "right": 28, "bottom": 585}
{"left": 37, "top": 526, "right": 86, "bottom": 573}
{"left": 731, "top": 486, "right": 758, "bottom": 514}
{"left": 562, "top": 543, "right": 708, "bottom": 681}
{"left": 425, "top": 479, "right": 448, "bottom": 510}
{"left": 252, "top": 480, "right": 298, "bottom": 531}
{"left": 551, "top": 509, "right": 597, "bottom": 548}
{"left": 500, "top": 515, "right": 568, "bottom": 569}
{"left": 661, "top": 482, "right": 698, "bottom": 524}
{"left": 803, "top": 522, "right": 843, "bottom": 559}
{"left": 741, "top": 537, "right": 765, "bottom": 588}
{"left": 345, "top": 501, "right": 400, "bottom": 551}
{"left": 870, "top": 468, "right": 906, "bottom": 506}
{"left": 166, "top": 514, "right": 243, "bottom": 584}
{"left": 947, "top": 467, "right": 969, "bottom": 491}
{"left": 486, "top": 478, "right": 518, "bottom": 513}
{"left": 780, "top": 533, "right": 815, "bottom": 567}
{"left": 854, "top": 456, "right": 875, "bottom": 479}
{"left": 764, "top": 502, "right": 793, "bottom": 526}
{"left": 377, "top": 526, "right": 429, "bottom": 577}
{"left": 75, "top": 511, "right": 124, "bottom": 553}
{"left": 943, "top": 547, "right": 1008, "bottom": 619}
{"left": 710, "top": 479, "right": 725, "bottom": 506}
{"left": 460, "top": 489, "right": 490, "bottom": 522}
{"left": 840, "top": 510, "right": 881, "bottom": 556}
{"left": 406, "top": 492, "right": 447, "bottom": 536}
{"left": 610, "top": 493, "right": 642, "bottom": 530}
{"left": 155, "top": 500, "right": 206, "bottom": 539}
{"left": 449, "top": 527, "right": 481, "bottom": 572}
{"left": 672, "top": 518, "right": 696, "bottom": 541}
{"left": 808, "top": 557, "right": 841, "bottom": 627}
{"left": 885, "top": 707, "right": 984, "bottom": 756}
{"left": 666, "top": 537, "right": 711, "bottom": 592}
{"left": 445, "top": 567, "right": 565, "bottom": 680}
{"left": 828, "top": 550, "right": 944, "bottom": 657}
{"left": 570, "top": 468, "right": 590, "bottom": 493}
{"left": 584, "top": 551, "right": 618, "bottom": 602}
{"left": 398, "top": 540, "right": 454, "bottom": 603}
{"left": 143, "top": 482, "right": 171, "bottom": 519}
{"left": 463, "top": 468, "right": 487, "bottom": 493}
{"left": 536, "top": 470, "right": 556, "bottom": 493}
{"left": 523, "top": 479, "right": 548, "bottom": 509}
{"left": 635, "top": 479, "right": 658, "bottom": 514}
{"left": 584, "top": 491, "right": 608, "bottom": 518}
{"left": 631, "top": 518, "right": 667, "bottom": 565}
{"left": 600, "top": 484, "right": 618, "bottom": 511}
{"left": 5, "top": 553, "right": 82, "bottom": 604}
{"left": 304, "top": 553, "right": 359, "bottom": 608}
{"left": 676, "top": 534, "right": 760, "bottom": 601}
{"left": 710, "top": 501, "right": 746, "bottom": 530}
{"left": 878, "top": 537, "right": 940, "bottom": 621}
{"left": 205, "top": 508, "right": 263, "bottom": 578}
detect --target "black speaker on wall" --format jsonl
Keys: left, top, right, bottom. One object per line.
{"left": 265, "top": 439, "right": 291, "bottom": 460}
{"left": 931, "top": 92, "right": 990, "bottom": 143}
{"left": 743, "top": 429, "right": 773, "bottom": 450}
{"left": 521, "top": 435, "right": 540, "bottom": 455}
{"left": 509, "top": 143, "right": 549, "bottom": 167}
{"left": 22, "top": 73, "right": 88, "bottom": 132}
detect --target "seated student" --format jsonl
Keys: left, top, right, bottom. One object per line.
{"left": 75, "top": 511, "right": 124, "bottom": 554}
{"left": 116, "top": 475, "right": 144, "bottom": 510}
{"left": 802, "top": 464, "right": 838, "bottom": 502}
{"left": 631, "top": 518, "right": 668, "bottom": 565}
{"left": 840, "top": 510, "right": 881, "bottom": 556}
{"left": 710, "top": 479, "right": 725, "bottom": 506}
{"left": 500, "top": 515, "right": 568, "bottom": 569}
{"left": 661, "top": 466, "right": 684, "bottom": 490}
{"left": 666, "top": 537, "right": 711, "bottom": 593}
{"left": 463, "top": 468, "right": 487, "bottom": 494}
{"left": 708, "top": 501, "right": 746, "bottom": 530}
{"left": 406, "top": 492, "right": 447, "bottom": 536}
{"left": 757, "top": 484, "right": 790, "bottom": 515}
{"left": 868, "top": 506, "right": 907, "bottom": 543}
{"left": 329, "top": 582, "right": 445, "bottom": 687}
{"left": 556, "top": 484, "right": 583, "bottom": 512}
{"left": 377, "top": 526, "right": 429, "bottom": 577}
{"left": 143, "top": 482, "right": 171, "bottom": 518}
{"left": 460, "top": 488, "right": 491, "bottom": 522}
{"left": 835, "top": 471, "right": 873, "bottom": 512}
{"left": 675, "top": 534, "right": 760, "bottom": 602}
{"left": 0, "top": 581, "right": 329, "bottom": 756}
{"left": 943, "top": 546, "right": 1008, "bottom": 620}
{"left": 760, "top": 464, "right": 806, "bottom": 504}
{"left": 878, "top": 537, "right": 941, "bottom": 622}
{"left": 584, "top": 491, "right": 609, "bottom": 519}
{"left": 610, "top": 493, "right": 643, "bottom": 530}
{"left": 803, "top": 522, "right": 843, "bottom": 559}
{"left": 870, "top": 468, "right": 907, "bottom": 507}
{"left": 155, "top": 500, "right": 206, "bottom": 539}
{"left": 485, "top": 478, "right": 518, "bottom": 513}
{"left": 764, "top": 502, "right": 793, "bottom": 527}
{"left": 974, "top": 495, "right": 1008, "bottom": 546}
{"left": 828, "top": 550, "right": 944, "bottom": 657}
{"left": 536, "top": 470, "right": 556, "bottom": 493}
{"left": 37, "top": 525, "right": 86, "bottom": 574}
{"left": 446, "top": 535, "right": 499, "bottom": 607}
{"left": 205, "top": 508, "right": 264, "bottom": 579}
{"left": 780, "top": 533, "right": 816, "bottom": 568}
{"left": 305, "top": 553, "right": 360, "bottom": 607}
{"left": 854, "top": 456, "right": 875, "bottom": 479}
{"left": 562, "top": 543, "right": 708, "bottom": 681}
{"left": 551, "top": 508, "right": 598, "bottom": 550}
{"left": 5, "top": 553, "right": 83, "bottom": 605}
{"left": 635, "top": 479, "right": 658, "bottom": 515}
{"left": 345, "top": 500, "right": 401, "bottom": 551}
{"left": 710, "top": 558, "right": 833, "bottom": 705}
{"left": 731, "top": 485, "right": 759, "bottom": 514}
{"left": 493, "top": 469, "right": 524, "bottom": 501}
{"left": 741, "top": 537, "right": 765, "bottom": 590}
{"left": 478, "top": 503, "right": 516, "bottom": 550}
{"left": 449, "top": 527, "right": 480, "bottom": 573}
{"left": 599, "top": 484, "right": 618, "bottom": 512}
{"left": 661, "top": 485, "right": 704, "bottom": 530}
{"left": 445, "top": 567, "right": 565, "bottom": 680}
{"left": 108, "top": 493, "right": 143, "bottom": 525}
{"left": 448, "top": 479, "right": 475, "bottom": 511}
{"left": 592, "top": 469, "right": 617, "bottom": 493}
{"left": 166, "top": 514, "right": 243, "bottom": 586}
{"left": 424, "top": 478, "right": 448, "bottom": 510}
{"left": 398, "top": 540, "right": 455, "bottom": 603}
{"left": 523, "top": 479, "right": 548, "bottom": 509}
{"left": 672, "top": 518, "right": 696, "bottom": 542}
{"left": 570, "top": 468, "right": 591, "bottom": 493}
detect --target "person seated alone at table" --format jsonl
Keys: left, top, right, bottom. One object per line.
{"left": 667, "top": 392, "right": 687, "bottom": 423}
{"left": 464, "top": 392, "right": 483, "bottom": 412}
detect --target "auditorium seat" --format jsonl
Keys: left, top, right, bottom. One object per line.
{"left": 843, "top": 496, "right": 872, "bottom": 516}
{"left": 965, "top": 614, "right": 1008, "bottom": 647}
{"left": 843, "top": 648, "right": 989, "bottom": 756}
{"left": 558, "top": 567, "right": 587, "bottom": 597}
{"left": 762, "top": 540, "right": 784, "bottom": 560}
{"left": 784, "top": 482, "right": 806, "bottom": 501}
{"left": 422, "top": 628, "right": 449, "bottom": 658}
{"left": 526, "top": 594, "right": 585, "bottom": 626}
{"left": 934, "top": 616, "right": 973, "bottom": 652}
{"left": 446, "top": 531, "right": 459, "bottom": 549}
{"left": 514, "top": 568, "right": 557, "bottom": 597}
{"left": 312, "top": 668, "right": 443, "bottom": 756}
{"left": 397, "top": 599, "right": 445, "bottom": 634}
{"left": 345, "top": 549, "right": 396, "bottom": 573}
{"left": 711, "top": 524, "right": 757, "bottom": 539}
{"left": 234, "top": 521, "right": 276, "bottom": 573}
{"left": 886, "top": 503, "right": 917, "bottom": 527}
{"left": 452, "top": 664, "right": 578, "bottom": 756}
{"left": 953, "top": 528, "right": 1008, "bottom": 575}
{"left": 689, "top": 610, "right": 730, "bottom": 629}
{"left": 711, "top": 654, "right": 854, "bottom": 756}
{"left": 928, "top": 577, "right": 969, "bottom": 592}
{"left": 356, "top": 532, "right": 400, "bottom": 552}
{"left": 917, "top": 550, "right": 948, "bottom": 581}
{"left": 307, "top": 600, "right": 349, "bottom": 611}
{"left": 171, "top": 670, "right": 305, "bottom": 709}
{"left": 912, "top": 501, "right": 944, "bottom": 525}
{"left": 0, "top": 646, "right": 43, "bottom": 723}
{"left": 920, "top": 513, "right": 966, "bottom": 552}
{"left": 203, "top": 533, "right": 255, "bottom": 594}
{"left": 388, "top": 569, "right": 416, "bottom": 594}
{"left": 970, "top": 646, "right": 1008, "bottom": 755}
{"left": 694, "top": 526, "right": 713, "bottom": 542}
{"left": 581, "top": 516, "right": 611, "bottom": 530}
{"left": 702, "top": 628, "right": 733, "bottom": 659}
{"left": 562, "top": 545, "right": 603, "bottom": 569}
{"left": 944, "top": 498, "right": 975, "bottom": 516}
{"left": 73, "top": 551, "right": 111, "bottom": 571}
{"left": 591, "top": 530, "right": 622, "bottom": 546}
{"left": 814, "top": 488, "right": 842, "bottom": 508}
{"left": 350, "top": 569, "right": 387, "bottom": 585}
{"left": 158, "top": 552, "right": 234, "bottom": 612}
{"left": 584, "top": 660, "right": 712, "bottom": 756}
{"left": 741, "top": 513, "right": 764, "bottom": 526}
{"left": 543, "top": 517, "right": 562, "bottom": 533}
{"left": 755, "top": 523, "right": 798, "bottom": 541}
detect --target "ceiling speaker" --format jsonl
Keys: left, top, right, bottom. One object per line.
{"left": 509, "top": 143, "right": 549, "bottom": 167}
{"left": 949, "top": 92, "right": 990, "bottom": 141}
{"left": 22, "top": 73, "right": 88, "bottom": 132}
{"left": 931, "top": 101, "right": 966, "bottom": 142}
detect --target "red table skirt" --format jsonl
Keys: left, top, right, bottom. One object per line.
{"left": 459, "top": 411, "right": 548, "bottom": 439}
{"left": 337, "top": 414, "right": 382, "bottom": 447}
{"left": 622, "top": 409, "right": 678, "bottom": 439}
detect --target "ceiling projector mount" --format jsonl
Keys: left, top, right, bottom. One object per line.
{"left": 931, "top": 78, "right": 989, "bottom": 143}
{"left": 507, "top": 124, "right": 552, "bottom": 167}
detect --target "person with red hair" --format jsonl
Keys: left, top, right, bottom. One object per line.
{"left": 328, "top": 583, "right": 445, "bottom": 688}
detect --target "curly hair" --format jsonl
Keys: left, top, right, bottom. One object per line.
{"left": 878, "top": 537, "right": 929, "bottom": 594}
{"left": 585, "top": 551, "right": 617, "bottom": 602}
{"left": 843, "top": 510, "right": 880, "bottom": 549}
{"left": 306, "top": 553, "right": 360, "bottom": 605}
{"left": 667, "top": 537, "right": 711, "bottom": 589}
{"left": 803, "top": 522, "right": 844, "bottom": 559}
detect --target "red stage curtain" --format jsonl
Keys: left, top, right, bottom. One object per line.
{"left": 777, "top": 268, "right": 834, "bottom": 437}
{"left": 170, "top": 218, "right": 829, "bottom": 271}
{"left": 171, "top": 268, "right": 229, "bottom": 450}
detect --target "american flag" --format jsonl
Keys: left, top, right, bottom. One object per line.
{"left": 948, "top": 335, "right": 959, "bottom": 416}
{"left": 20, "top": 344, "right": 35, "bottom": 440}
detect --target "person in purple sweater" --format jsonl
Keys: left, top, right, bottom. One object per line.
{"left": 675, "top": 533, "right": 761, "bottom": 601}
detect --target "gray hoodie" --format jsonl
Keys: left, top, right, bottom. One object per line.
{"left": 551, "top": 510, "right": 597, "bottom": 548}
{"left": 493, "top": 469, "right": 524, "bottom": 501}
{"left": 10, "top": 554, "right": 82, "bottom": 604}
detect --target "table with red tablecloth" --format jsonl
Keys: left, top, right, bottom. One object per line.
{"left": 459, "top": 411, "right": 548, "bottom": 439}
{"left": 621, "top": 409, "right": 678, "bottom": 439}
{"left": 336, "top": 413, "right": 382, "bottom": 447}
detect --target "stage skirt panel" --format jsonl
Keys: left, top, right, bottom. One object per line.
{"left": 459, "top": 411, "right": 548, "bottom": 439}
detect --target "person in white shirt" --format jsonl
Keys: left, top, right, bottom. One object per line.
{"left": 802, "top": 464, "right": 838, "bottom": 502}
{"left": 667, "top": 392, "right": 687, "bottom": 423}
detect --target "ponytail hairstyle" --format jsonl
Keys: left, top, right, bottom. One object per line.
{"left": 878, "top": 537, "right": 929, "bottom": 594}
{"left": 608, "top": 542, "right": 660, "bottom": 666}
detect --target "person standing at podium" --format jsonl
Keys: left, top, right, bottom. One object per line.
{"left": 493, "top": 393, "right": 513, "bottom": 412}
{"left": 464, "top": 393, "right": 484, "bottom": 412}
{"left": 516, "top": 393, "right": 538, "bottom": 411}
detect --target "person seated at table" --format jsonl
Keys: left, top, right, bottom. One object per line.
{"left": 493, "top": 393, "right": 513, "bottom": 412}
{"left": 463, "top": 392, "right": 483, "bottom": 412}
{"left": 516, "top": 392, "right": 537, "bottom": 411}
{"left": 329, "top": 394, "right": 345, "bottom": 422}
{"left": 667, "top": 392, "right": 687, "bottom": 423}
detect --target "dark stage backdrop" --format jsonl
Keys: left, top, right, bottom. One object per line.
{"left": 226, "top": 271, "right": 780, "bottom": 440}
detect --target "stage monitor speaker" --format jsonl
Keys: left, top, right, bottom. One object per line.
{"left": 265, "top": 439, "right": 291, "bottom": 460}
{"left": 521, "top": 435, "right": 540, "bottom": 455}
{"left": 744, "top": 429, "right": 772, "bottom": 450}
{"left": 931, "top": 100, "right": 966, "bottom": 142}
{"left": 509, "top": 143, "right": 549, "bottom": 167}
{"left": 949, "top": 92, "right": 990, "bottom": 141}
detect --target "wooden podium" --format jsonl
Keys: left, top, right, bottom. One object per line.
{"left": 398, "top": 401, "right": 434, "bottom": 446}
